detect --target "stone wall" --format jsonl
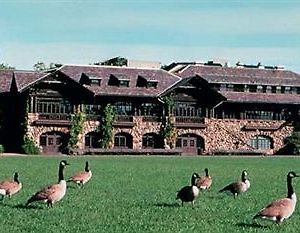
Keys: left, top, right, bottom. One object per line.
{"left": 27, "top": 114, "right": 293, "bottom": 155}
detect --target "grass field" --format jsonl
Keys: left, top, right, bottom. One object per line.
{"left": 0, "top": 155, "right": 300, "bottom": 233}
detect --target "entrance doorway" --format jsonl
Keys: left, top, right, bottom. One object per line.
{"left": 176, "top": 134, "right": 205, "bottom": 155}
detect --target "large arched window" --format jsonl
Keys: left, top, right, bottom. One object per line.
{"left": 142, "top": 133, "right": 163, "bottom": 149}
{"left": 114, "top": 132, "right": 133, "bottom": 149}
{"left": 250, "top": 135, "right": 273, "bottom": 150}
{"left": 85, "top": 131, "right": 101, "bottom": 148}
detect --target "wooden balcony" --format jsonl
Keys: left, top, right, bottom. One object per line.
{"left": 174, "top": 116, "right": 207, "bottom": 128}
{"left": 142, "top": 116, "right": 161, "bottom": 122}
{"left": 113, "top": 115, "right": 134, "bottom": 127}
{"left": 33, "top": 113, "right": 72, "bottom": 126}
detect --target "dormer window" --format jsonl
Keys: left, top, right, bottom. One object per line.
{"left": 136, "top": 75, "right": 158, "bottom": 88}
{"left": 80, "top": 73, "right": 101, "bottom": 86}
{"left": 109, "top": 74, "right": 129, "bottom": 87}
{"left": 90, "top": 78, "right": 101, "bottom": 86}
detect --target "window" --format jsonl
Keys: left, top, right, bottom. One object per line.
{"left": 119, "top": 80, "right": 129, "bottom": 87}
{"left": 35, "top": 98, "right": 72, "bottom": 114}
{"left": 140, "top": 103, "right": 159, "bottom": 116}
{"left": 174, "top": 102, "right": 201, "bottom": 117}
{"left": 245, "top": 111, "right": 273, "bottom": 120}
{"left": 90, "top": 79, "right": 101, "bottom": 86}
{"left": 85, "top": 132, "right": 101, "bottom": 148}
{"left": 233, "top": 84, "right": 244, "bottom": 92}
{"left": 250, "top": 136, "right": 273, "bottom": 150}
{"left": 249, "top": 85, "right": 257, "bottom": 93}
{"left": 146, "top": 81, "right": 158, "bottom": 88}
{"left": 115, "top": 102, "right": 132, "bottom": 115}
{"left": 114, "top": 135, "right": 126, "bottom": 147}
{"left": 85, "top": 104, "right": 101, "bottom": 115}
{"left": 142, "top": 134, "right": 155, "bottom": 148}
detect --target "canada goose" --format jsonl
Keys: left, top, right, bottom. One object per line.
{"left": 67, "top": 161, "right": 92, "bottom": 188}
{"left": 196, "top": 168, "right": 212, "bottom": 190}
{"left": 0, "top": 172, "right": 22, "bottom": 200}
{"left": 26, "top": 160, "right": 70, "bottom": 207}
{"left": 176, "top": 173, "right": 200, "bottom": 207}
{"left": 253, "top": 171, "right": 299, "bottom": 224}
{"left": 219, "top": 170, "right": 250, "bottom": 198}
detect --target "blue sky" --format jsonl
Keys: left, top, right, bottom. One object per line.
{"left": 1, "top": 0, "right": 300, "bottom": 72}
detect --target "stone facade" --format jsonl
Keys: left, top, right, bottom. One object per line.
{"left": 27, "top": 113, "right": 293, "bottom": 155}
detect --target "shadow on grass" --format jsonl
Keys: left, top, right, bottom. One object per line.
{"left": 12, "top": 203, "right": 44, "bottom": 210}
{"left": 154, "top": 202, "right": 180, "bottom": 208}
{"left": 236, "top": 222, "right": 271, "bottom": 229}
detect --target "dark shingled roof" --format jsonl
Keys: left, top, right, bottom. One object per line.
{"left": 14, "top": 71, "right": 47, "bottom": 92}
{"left": 178, "top": 65, "right": 300, "bottom": 86}
{"left": 0, "top": 70, "right": 46, "bottom": 93}
{"left": 221, "top": 91, "right": 300, "bottom": 105}
{"left": 58, "top": 65, "right": 181, "bottom": 97}
{"left": 0, "top": 70, "right": 13, "bottom": 93}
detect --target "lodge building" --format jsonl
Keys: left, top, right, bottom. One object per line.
{"left": 0, "top": 60, "right": 299, "bottom": 155}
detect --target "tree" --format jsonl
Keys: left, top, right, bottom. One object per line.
{"left": 33, "top": 62, "right": 62, "bottom": 71}
{"left": 33, "top": 62, "right": 47, "bottom": 71}
{"left": 94, "top": 56, "right": 127, "bottom": 67}
{"left": 0, "top": 63, "right": 15, "bottom": 70}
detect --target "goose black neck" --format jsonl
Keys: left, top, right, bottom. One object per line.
{"left": 58, "top": 164, "right": 65, "bottom": 182}
{"left": 191, "top": 175, "right": 197, "bottom": 186}
{"left": 14, "top": 173, "right": 20, "bottom": 184}
{"left": 241, "top": 173, "right": 247, "bottom": 182}
{"left": 287, "top": 176, "right": 294, "bottom": 199}
{"left": 85, "top": 162, "right": 89, "bottom": 172}
{"left": 205, "top": 169, "right": 209, "bottom": 177}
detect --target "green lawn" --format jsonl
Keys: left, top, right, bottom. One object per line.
{"left": 0, "top": 155, "right": 300, "bottom": 233}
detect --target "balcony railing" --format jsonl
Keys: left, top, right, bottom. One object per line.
{"left": 38, "top": 113, "right": 72, "bottom": 121}
{"left": 174, "top": 116, "right": 206, "bottom": 128}
{"left": 142, "top": 116, "right": 161, "bottom": 122}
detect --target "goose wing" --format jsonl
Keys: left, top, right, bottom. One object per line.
{"left": 197, "top": 176, "right": 212, "bottom": 189}
{"left": 30, "top": 183, "right": 61, "bottom": 201}
{"left": 0, "top": 180, "right": 14, "bottom": 190}
{"left": 256, "top": 198, "right": 294, "bottom": 218}
{"left": 69, "top": 171, "right": 91, "bottom": 182}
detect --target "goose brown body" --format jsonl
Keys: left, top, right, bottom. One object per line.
{"left": 219, "top": 170, "right": 250, "bottom": 198}
{"left": 176, "top": 173, "right": 200, "bottom": 207}
{"left": 196, "top": 168, "right": 212, "bottom": 190}
{"left": 253, "top": 171, "right": 298, "bottom": 223}
{"left": 68, "top": 161, "right": 92, "bottom": 187}
{"left": 0, "top": 172, "right": 22, "bottom": 199}
{"left": 26, "top": 160, "right": 69, "bottom": 207}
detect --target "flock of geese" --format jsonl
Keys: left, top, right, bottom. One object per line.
{"left": 0, "top": 160, "right": 92, "bottom": 207}
{"left": 176, "top": 168, "right": 298, "bottom": 224}
{"left": 0, "top": 159, "right": 298, "bottom": 225}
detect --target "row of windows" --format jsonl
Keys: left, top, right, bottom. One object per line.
{"left": 84, "top": 132, "right": 273, "bottom": 150}
{"left": 213, "top": 84, "right": 300, "bottom": 94}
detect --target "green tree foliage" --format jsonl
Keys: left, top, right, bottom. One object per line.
{"left": 0, "top": 63, "right": 15, "bottom": 70}
{"left": 99, "top": 104, "right": 115, "bottom": 148}
{"left": 68, "top": 108, "right": 86, "bottom": 148}
{"left": 160, "top": 95, "right": 176, "bottom": 148}
{"left": 22, "top": 136, "right": 40, "bottom": 154}
{"left": 94, "top": 56, "right": 127, "bottom": 67}
{"left": 33, "top": 62, "right": 62, "bottom": 71}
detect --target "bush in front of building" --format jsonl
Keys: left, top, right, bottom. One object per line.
{"left": 22, "top": 136, "right": 40, "bottom": 155}
{"left": 0, "top": 144, "right": 4, "bottom": 154}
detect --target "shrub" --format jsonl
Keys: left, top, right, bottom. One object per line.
{"left": 22, "top": 136, "right": 40, "bottom": 155}
{"left": 0, "top": 144, "right": 4, "bottom": 153}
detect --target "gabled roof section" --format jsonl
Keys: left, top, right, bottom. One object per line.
{"left": 178, "top": 65, "right": 300, "bottom": 86}
{"left": 0, "top": 70, "right": 14, "bottom": 93}
{"left": 13, "top": 71, "right": 48, "bottom": 92}
{"left": 0, "top": 70, "right": 47, "bottom": 93}
{"left": 58, "top": 64, "right": 181, "bottom": 97}
{"left": 161, "top": 75, "right": 226, "bottom": 100}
